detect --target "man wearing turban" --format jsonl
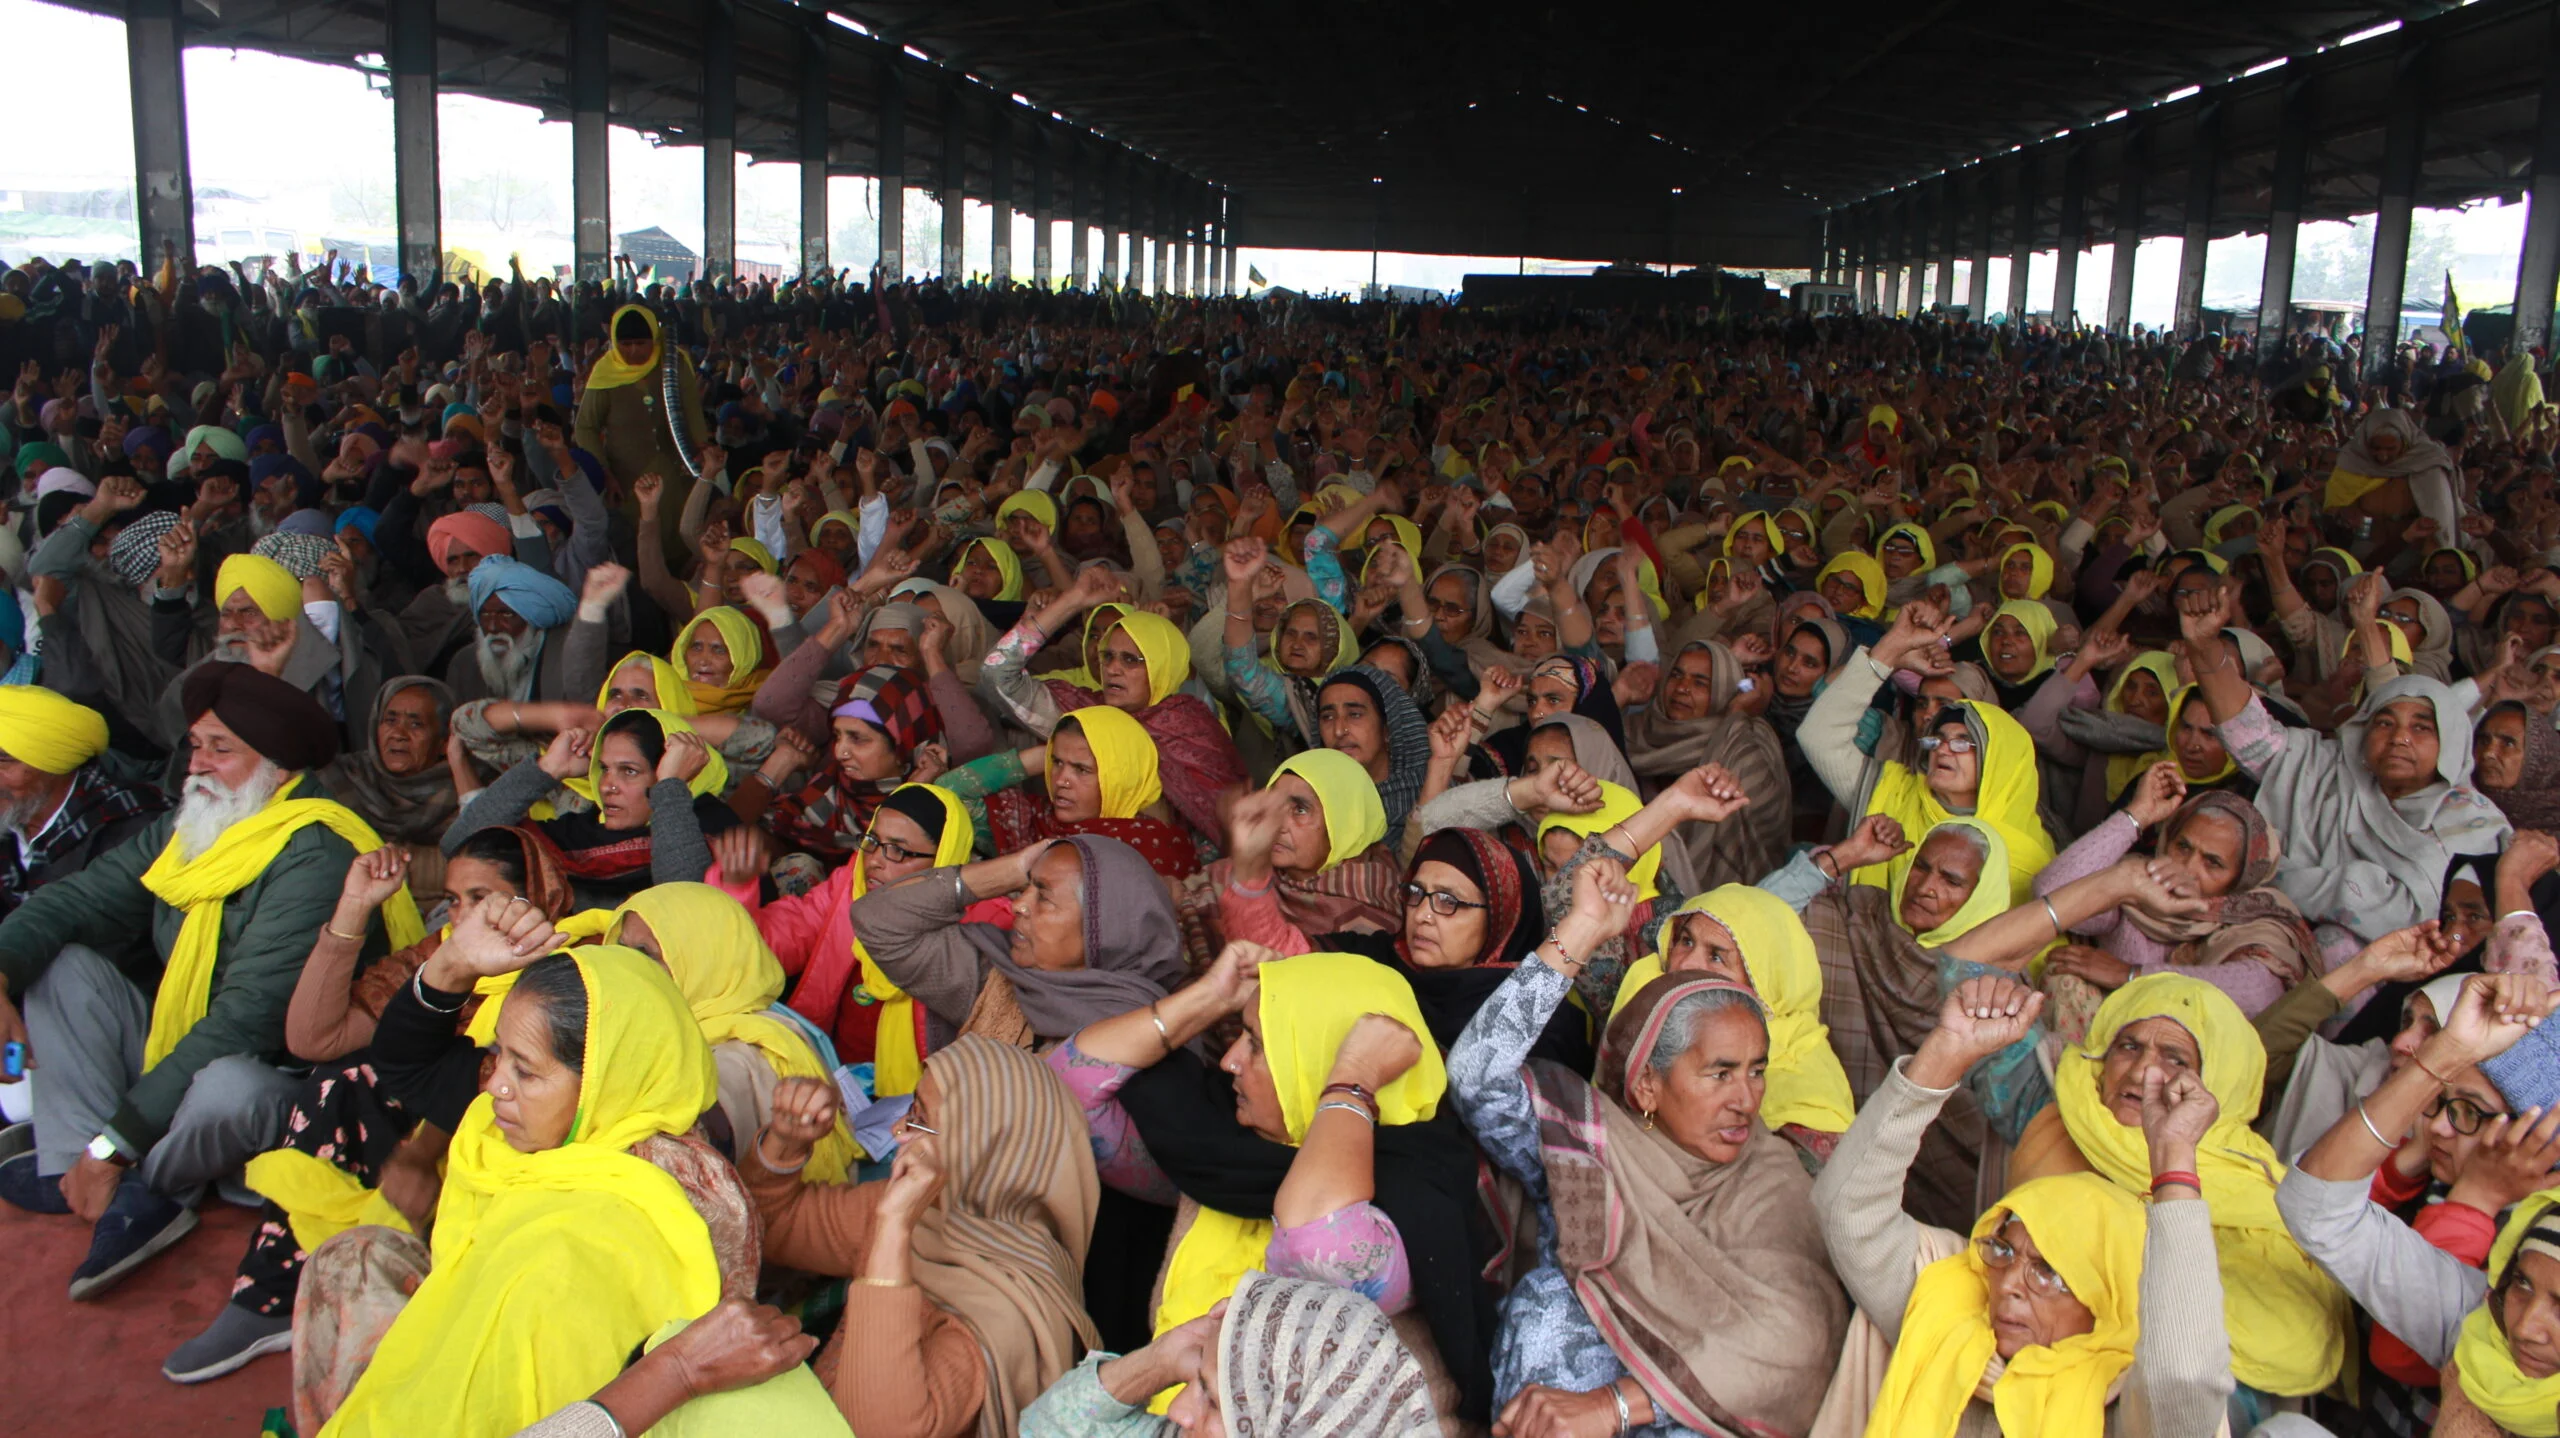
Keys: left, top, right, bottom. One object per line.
{"left": 0, "top": 687, "right": 165, "bottom": 925}
{"left": 447, "top": 553, "right": 603, "bottom": 705}
{"left": 150, "top": 551, "right": 383, "bottom": 754}
{"left": 0, "top": 664, "right": 424, "bottom": 1301}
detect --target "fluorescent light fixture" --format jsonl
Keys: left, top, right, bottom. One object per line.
{"left": 829, "top": 14, "right": 868, "bottom": 34}
{"left": 2103, "top": 108, "right": 2129, "bottom": 122}
{"left": 902, "top": 44, "right": 929, "bottom": 61}
{"left": 2160, "top": 84, "right": 2201, "bottom": 102}
{"left": 2339, "top": 19, "right": 2401, "bottom": 44}
{"left": 2243, "top": 56, "right": 2289, "bottom": 76}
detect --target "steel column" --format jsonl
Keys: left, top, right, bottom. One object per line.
{"left": 877, "top": 59, "right": 904, "bottom": 281}
{"left": 2172, "top": 101, "right": 2219, "bottom": 338}
{"left": 2514, "top": 5, "right": 2560, "bottom": 356}
{"left": 1901, "top": 195, "right": 1923, "bottom": 315}
{"left": 1069, "top": 140, "right": 1089, "bottom": 288}
{"left": 2256, "top": 79, "right": 2310, "bottom": 362}
{"left": 569, "top": 0, "right": 609, "bottom": 284}
{"left": 388, "top": 0, "right": 440, "bottom": 289}
{"left": 2050, "top": 146, "right": 2084, "bottom": 329}
{"left": 797, "top": 32, "right": 828, "bottom": 278}
{"left": 1935, "top": 175, "right": 1958, "bottom": 310}
{"left": 1031, "top": 124, "right": 1053, "bottom": 289}
{"left": 1967, "top": 170, "right": 1996, "bottom": 317}
{"left": 938, "top": 83, "right": 965, "bottom": 280}
{"left": 989, "top": 97, "right": 1013, "bottom": 286}
{"left": 1100, "top": 149, "right": 1120, "bottom": 289}
{"left": 2106, "top": 128, "right": 2144, "bottom": 332}
{"left": 702, "top": 0, "right": 735, "bottom": 280}
{"left": 2362, "top": 37, "right": 2429, "bottom": 376}
{"left": 127, "top": 0, "right": 194, "bottom": 273}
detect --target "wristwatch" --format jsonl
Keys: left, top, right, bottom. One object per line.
{"left": 86, "top": 1133, "right": 130, "bottom": 1166}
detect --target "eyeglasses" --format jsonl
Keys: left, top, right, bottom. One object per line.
{"left": 1918, "top": 735, "right": 1979, "bottom": 755}
{"left": 1401, "top": 883, "right": 1490, "bottom": 917}
{"left": 2381, "top": 607, "right": 2421, "bottom": 627}
{"left": 1426, "top": 598, "right": 1470, "bottom": 619}
{"left": 1976, "top": 1228, "right": 2075, "bottom": 1299}
{"left": 858, "top": 831, "right": 931, "bottom": 865}
{"left": 2426, "top": 1092, "right": 2509, "bottom": 1136}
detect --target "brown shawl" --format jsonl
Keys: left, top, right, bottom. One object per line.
{"left": 2121, "top": 790, "right": 2321, "bottom": 988}
{"left": 1525, "top": 974, "right": 1847, "bottom": 1436}
{"left": 908, "top": 1037, "right": 1101, "bottom": 1438}
{"left": 1801, "top": 881, "right": 1989, "bottom": 1231}
{"left": 1623, "top": 641, "right": 1795, "bottom": 892}
{"left": 1177, "top": 844, "right": 1405, "bottom": 970}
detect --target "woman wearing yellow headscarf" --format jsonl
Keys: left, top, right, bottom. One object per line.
{"left": 1981, "top": 600, "right": 2057, "bottom": 700}
{"left": 310, "top": 945, "right": 730, "bottom": 1436}
{"left": 950, "top": 704, "right": 1202, "bottom": 882}
{"left": 718, "top": 783, "right": 976, "bottom": 1100}
{"left": 950, "top": 535, "right": 1027, "bottom": 606}
{"left": 2096, "top": 651, "right": 2182, "bottom": 801}
{"left": 1185, "top": 746, "right": 1402, "bottom": 969}
{"left": 608, "top": 882, "right": 861, "bottom": 1184}
{"left": 447, "top": 706, "right": 734, "bottom": 912}
{"left": 671, "top": 606, "right": 770, "bottom": 714}
{"left": 1994, "top": 541, "right": 2055, "bottom": 602}
{"left": 2447, "top": 1185, "right": 2560, "bottom": 1434}
{"left": 575, "top": 305, "right": 706, "bottom": 568}
{"left": 1854, "top": 698, "right": 2053, "bottom": 909}
{"left": 1614, "top": 884, "right": 1855, "bottom": 1139}
{"left": 1876, "top": 521, "right": 1938, "bottom": 582}
{"left": 2001, "top": 974, "right": 2350, "bottom": 1399}
{"left": 1818, "top": 550, "right": 1889, "bottom": 621}
{"left": 994, "top": 490, "right": 1059, "bottom": 550}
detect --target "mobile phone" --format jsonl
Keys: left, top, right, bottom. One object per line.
{"left": 3, "top": 1041, "right": 23, "bottom": 1079}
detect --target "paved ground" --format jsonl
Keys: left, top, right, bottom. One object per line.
{"left": 0, "top": 1199, "right": 292, "bottom": 1432}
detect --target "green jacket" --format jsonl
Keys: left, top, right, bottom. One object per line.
{"left": 0, "top": 777, "right": 389, "bottom": 1156}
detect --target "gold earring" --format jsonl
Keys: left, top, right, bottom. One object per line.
{"left": 1642, "top": 1109, "right": 1657, "bottom": 1131}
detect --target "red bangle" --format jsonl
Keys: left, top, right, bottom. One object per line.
{"left": 2411, "top": 1053, "right": 2455, "bottom": 1087}
{"left": 2150, "top": 1170, "right": 2202, "bottom": 1195}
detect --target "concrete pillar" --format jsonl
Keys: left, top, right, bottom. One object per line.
{"left": 1100, "top": 150, "right": 1120, "bottom": 289}
{"left": 388, "top": 0, "right": 440, "bottom": 289}
{"left": 569, "top": 0, "right": 609, "bottom": 284}
{"left": 2051, "top": 146, "right": 2084, "bottom": 330}
{"left": 938, "top": 83, "right": 965, "bottom": 281}
{"left": 2518, "top": 7, "right": 2560, "bottom": 357}
{"left": 1030, "top": 124, "right": 1053, "bottom": 290}
{"left": 2256, "top": 80, "right": 2311, "bottom": 363}
{"left": 1935, "top": 176, "right": 1958, "bottom": 310}
{"left": 1858, "top": 205, "right": 1880, "bottom": 311}
{"left": 2007, "top": 161, "right": 2037, "bottom": 325}
{"left": 1967, "top": 170, "right": 1996, "bottom": 317}
{"left": 876, "top": 59, "right": 904, "bottom": 281}
{"left": 2362, "top": 37, "right": 2429, "bottom": 377}
{"left": 796, "top": 32, "right": 827, "bottom": 278}
{"left": 2105, "top": 128, "right": 2144, "bottom": 332}
{"left": 701, "top": 0, "right": 735, "bottom": 280}
{"left": 1068, "top": 140, "right": 1089, "bottom": 288}
{"left": 1902, "top": 192, "right": 1924, "bottom": 316}
{"left": 2172, "top": 101, "right": 2219, "bottom": 338}
{"left": 989, "top": 96, "right": 1013, "bottom": 286}
{"left": 127, "top": 0, "right": 195, "bottom": 274}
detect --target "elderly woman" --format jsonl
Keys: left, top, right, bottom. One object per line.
{"left": 764, "top": 665, "right": 944, "bottom": 863}
{"left": 443, "top": 706, "right": 737, "bottom": 911}
{"left": 850, "top": 832, "right": 1190, "bottom": 1062}
{"left": 2032, "top": 772, "right": 2322, "bottom": 1024}
{"left": 1022, "top": 1273, "right": 1438, "bottom": 1436}
{"left": 1801, "top": 602, "right": 2055, "bottom": 907}
{"left": 320, "top": 676, "right": 459, "bottom": 898}
{"left": 735, "top": 1039, "right": 1099, "bottom": 1438}
{"left": 2181, "top": 593, "right": 2509, "bottom": 968}
{"left": 982, "top": 567, "right": 1248, "bottom": 845}
{"left": 2326, "top": 405, "right": 2459, "bottom": 532}
{"left": 286, "top": 936, "right": 781, "bottom": 1435}
{"left": 1623, "top": 639, "right": 1792, "bottom": 890}
{"left": 1810, "top": 975, "right": 2236, "bottom": 1438}
{"left": 1182, "top": 748, "right": 1402, "bottom": 969}
{"left": 670, "top": 605, "right": 771, "bottom": 714}
{"left": 2474, "top": 698, "right": 2560, "bottom": 833}
{"left": 1051, "top": 945, "right": 1495, "bottom": 1422}
{"left": 714, "top": 784, "right": 986, "bottom": 1094}
{"left": 1447, "top": 860, "right": 1848, "bottom": 1438}
{"left": 942, "top": 705, "right": 1202, "bottom": 881}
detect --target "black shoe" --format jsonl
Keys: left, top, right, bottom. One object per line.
{"left": 0, "top": 1149, "right": 68, "bottom": 1214}
{"left": 67, "top": 1178, "right": 195, "bottom": 1300}
{"left": 163, "top": 1302, "right": 293, "bottom": 1383}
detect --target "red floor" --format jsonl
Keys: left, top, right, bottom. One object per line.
{"left": 0, "top": 1199, "right": 292, "bottom": 1432}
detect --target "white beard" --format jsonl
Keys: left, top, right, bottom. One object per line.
{"left": 172, "top": 761, "right": 286, "bottom": 861}
{"left": 443, "top": 574, "right": 473, "bottom": 606}
{"left": 248, "top": 507, "right": 281, "bottom": 540}
{"left": 475, "top": 629, "right": 540, "bottom": 700}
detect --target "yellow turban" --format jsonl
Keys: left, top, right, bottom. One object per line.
{"left": 216, "top": 552, "right": 300, "bottom": 622}
{"left": 0, "top": 687, "right": 108, "bottom": 774}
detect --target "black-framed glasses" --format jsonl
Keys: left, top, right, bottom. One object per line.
{"left": 1976, "top": 1226, "right": 2074, "bottom": 1299}
{"left": 858, "top": 831, "right": 931, "bottom": 865}
{"left": 1401, "top": 882, "right": 1490, "bottom": 918}
{"left": 1918, "top": 734, "right": 1979, "bottom": 755}
{"left": 2427, "top": 1092, "right": 2509, "bottom": 1136}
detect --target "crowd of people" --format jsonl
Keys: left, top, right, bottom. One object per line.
{"left": 2, "top": 245, "right": 2560, "bottom": 1438}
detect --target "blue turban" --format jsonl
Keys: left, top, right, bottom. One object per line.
{"left": 249, "top": 452, "right": 323, "bottom": 510}
{"left": 465, "top": 554, "right": 575, "bottom": 630}
{"left": 277, "top": 507, "right": 334, "bottom": 538}
{"left": 123, "top": 425, "right": 170, "bottom": 459}
{"left": 244, "top": 424, "right": 284, "bottom": 454}
{"left": 335, "top": 505, "right": 381, "bottom": 544}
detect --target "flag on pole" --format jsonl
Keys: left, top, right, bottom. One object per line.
{"left": 1248, "top": 264, "right": 1268, "bottom": 288}
{"left": 2443, "top": 270, "right": 2463, "bottom": 352}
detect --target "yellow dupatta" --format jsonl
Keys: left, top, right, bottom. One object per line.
{"left": 586, "top": 305, "right": 668, "bottom": 390}
{"left": 564, "top": 707, "right": 729, "bottom": 810}
{"left": 2160, "top": 685, "right": 2236, "bottom": 786}
{"left": 1854, "top": 700, "right": 2053, "bottom": 908}
{"left": 1817, "top": 550, "right": 1888, "bottom": 620}
{"left": 318, "top": 946, "right": 721, "bottom": 1438}
{"left": 670, "top": 607, "right": 770, "bottom": 714}
{"left": 952, "top": 536, "right": 1026, "bottom": 602}
{"left": 854, "top": 784, "right": 977, "bottom": 1097}
{"left": 1056, "top": 705, "right": 1163, "bottom": 818}
{"left": 141, "top": 776, "right": 426, "bottom": 1068}
{"left": 615, "top": 883, "right": 861, "bottom": 1182}
{"left": 1150, "top": 954, "right": 1443, "bottom": 1398}
{"left": 2101, "top": 653, "right": 2183, "bottom": 799}
{"left": 1618, "top": 885, "right": 1854, "bottom": 1133}
{"left": 1887, "top": 820, "right": 2015, "bottom": 947}
{"left": 1986, "top": 600, "right": 2057, "bottom": 683}
{"left": 1997, "top": 541, "right": 2054, "bottom": 600}
{"left": 1868, "top": 1174, "right": 2148, "bottom": 1438}
{"left": 599, "top": 650, "right": 697, "bottom": 717}
{"left": 1538, "top": 781, "right": 1663, "bottom": 899}
{"left": 2053, "top": 974, "right": 2349, "bottom": 1395}
{"left": 1269, "top": 747, "right": 1388, "bottom": 869}
{"left": 2452, "top": 1185, "right": 2560, "bottom": 1435}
